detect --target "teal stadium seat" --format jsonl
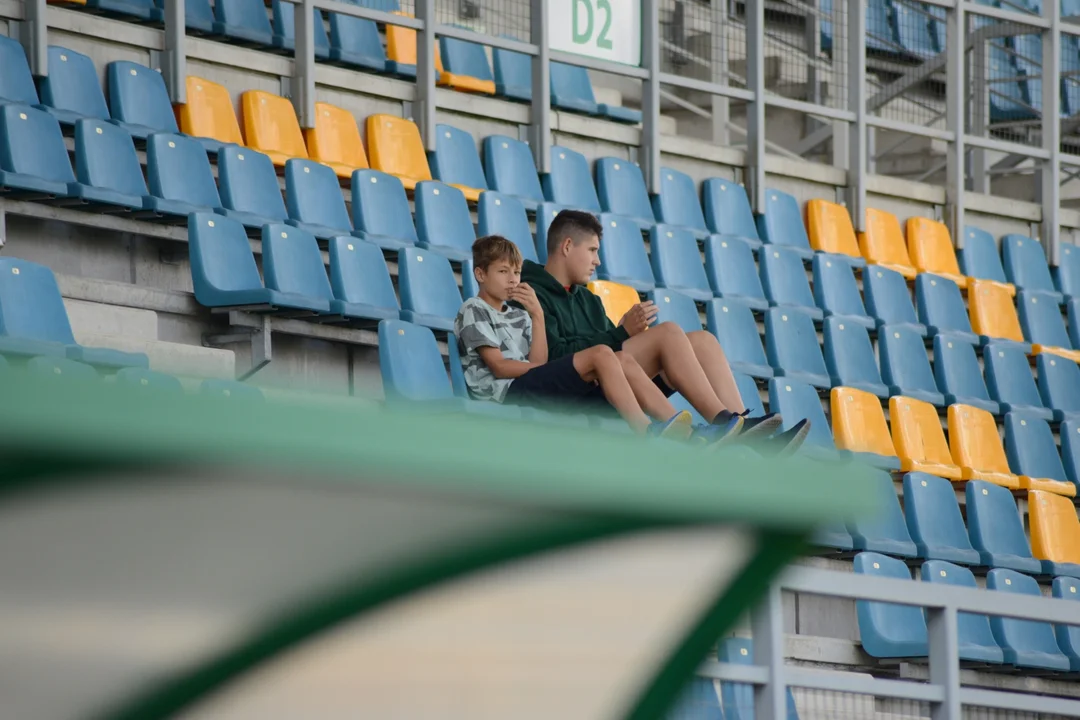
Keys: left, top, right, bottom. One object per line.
{"left": 854, "top": 552, "right": 929, "bottom": 658}
{"left": 114, "top": 367, "right": 185, "bottom": 396}
{"left": 666, "top": 678, "right": 723, "bottom": 720}
{"left": 702, "top": 179, "right": 763, "bottom": 250}
{"left": 1037, "top": 353, "right": 1080, "bottom": 422}
{"left": 534, "top": 202, "right": 572, "bottom": 264}
{"left": 867, "top": 0, "right": 901, "bottom": 53}
{"left": 68, "top": 118, "right": 149, "bottom": 211}
{"left": 1018, "top": 290, "right": 1077, "bottom": 354}
{"left": 1054, "top": 243, "right": 1080, "bottom": 301}
{"left": 327, "top": 237, "right": 399, "bottom": 322}
{"left": 86, "top": 0, "right": 159, "bottom": 22}
{"left": 595, "top": 214, "right": 654, "bottom": 291}
{"left": 706, "top": 299, "right": 774, "bottom": 379}
{"left": 933, "top": 335, "right": 1000, "bottom": 414}
{"left": 0, "top": 35, "right": 40, "bottom": 106}
{"left": 0, "top": 104, "right": 75, "bottom": 197}
{"left": 482, "top": 135, "right": 544, "bottom": 211}
{"left": 648, "top": 289, "right": 702, "bottom": 333}
{"left": 915, "top": 273, "right": 979, "bottom": 345}
{"left": 328, "top": 13, "right": 387, "bottom": 72}
{"left": 439, "top": 32, "right": 496, "bottom": 86}
{"left": 765, "top": 308, "right": 830, "bottom": 388}
{"left": 1003, "top": 233, "right": 1064, "bottom": 303}
{"left": 271, "top": 0, "right": 330, "bottom": 59}
{"left": 106, "top": 61, "right": 180, "bottom": 140}
{"left": 351, "top": 170, "right": 418, "bottom": 251}
{"left": 958, "top": 225, "right": 1011, "bottom": 286}
{"left": 260, "top": 223, "right": 334, "bottom": 315}
{"left": 27, "top": 356, "right": 99, "bottom": 381}
{"left": 378, "top": 319, "right": 456, "bottom": 404}
{"left": 215, "top": 146, "right": 289, "bottom": 228}
{"left": 200, "top": 378, "right": 265, "bottom": 402}
{"left": 430, "top": 123, "right": 489, "bottom": 197}
{"left": 155, "top": 0, "right": 214, "bottom": 34}
{"left": 1061, "top": 419, "right": 1080, "bottom": 489}
{"left": 986, "top": 568, "right": 1072, "bottom": 671}
{"left": 768, "top": 377, "right": 837, "bottom": 459}
{"left": 734, "top": 372, "right": 766, "bottom": 417}
{"left": 478, "top": 192, "right": 539, "bottom": 264}
{"left": 813, "top": 254, "right": 876, "bottom": 330}
{"left": 880, "top": 324, "right": 946, "bottom": 406}
{"left": 491, "top": 42, "right": 531, "bottom": 102}
{"left": 650, "top": 225, "right": 713, "bottom": 303}
{"left": 717, "top": 638, "right": 800, "bottom": 720}
{"left": 864, "top": 265, "right": 928, "bottom": 336}
{"left": 965, "top": 480, "right": 1043, "bottom": 574}
{"left": 397, "top": 247, "right": 462, "bottom": 332}
{"left": 1069, "top": 299, "right": 1080, "bottom": 349}
{"left": 984, "top": 341, "right": 1052, "bottom": 420}
{"left": 213, "top": 0, "right": 274, "bottom": 46}
{"left": 755, "top": 188, "right": 815, "bottom": 260}
{"left": 893, "top": 0, "right": 938, "bottom": 59}
{"left": 919, "top": 561, "right": 1005, "bottom": 664}
{"left": 760, "top": 246, "right": 824, "bottom": 321}
{"left": 549, "top": 62, "right": 641, "bottom": 123}
{"left": 38, "top": 47, "right": 111, "bottom": 126}
{"left": 144, "top": 133, "right": 221, "bottom": 218}
{"left": 542, "top": 145, "right": 601, "bottom": 213}
{"left": 824, "top": 317, "right": 889, "bottom": 398}
{"left": 415, "top": 181, "right": 475, "bottom": 262}
{"left": 704, "top": 236, "right": 769, "bottom": 311}
{"left": 904, "top": 472, "right": 981, "bottom": 565}
{"left": 848, "top": 473, "right": 918, "bottom": 557}
{"left": 1004, "top": 411, "right": 1076, "bottom": 493}
{"left": 652, "top": 167, "right": 709, "bottom": 240}
{"left": 1052, "top": 577, "right": 1080, "bottom": 671}
{"left": 594, "top": 158, "right": 655, "bottom": 232}
{"left": 285, "top": 158, "right": 354, "bottom": 239}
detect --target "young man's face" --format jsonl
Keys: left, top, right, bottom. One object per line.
{"left": 564, "top": 233, "right": 601, "bottom": 286}
{"left": 476, "top": 258, "right": 522, "bottom": 302}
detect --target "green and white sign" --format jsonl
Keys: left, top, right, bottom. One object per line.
{"left": 549, "top": 0, "right": 642, "bottom": 67}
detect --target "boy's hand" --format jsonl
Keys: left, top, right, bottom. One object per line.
{"left": 619, "top": 301, "right": 658, "bottom": 336}
{"left": 509, "top": 283, "right": 543, "bottom": 318}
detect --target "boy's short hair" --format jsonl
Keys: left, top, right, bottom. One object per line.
{"left": 546, "top": 210, "right": 604, "bottom": 258}
{"left": 472, "top": 235, "right": 523, "bottom": 271}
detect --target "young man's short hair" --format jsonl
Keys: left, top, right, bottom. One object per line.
{"left": 546, "top": 210, "right": 603, "bottom": 259}
{"left": 472, "top": 235, "right": 523, "bottom": 271}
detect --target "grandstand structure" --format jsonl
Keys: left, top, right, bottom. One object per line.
{"left": 4, "top": 0, "right": 1080, "bottom": 715}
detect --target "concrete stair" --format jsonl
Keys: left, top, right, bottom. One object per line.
{"left": 76, "top": 333, "right": 235, "bottom": 379}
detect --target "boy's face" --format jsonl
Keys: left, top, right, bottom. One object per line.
{"left": 563, "top": 233, "right": 601, "bottom": 286}
{"left": 476, "top": 258, "right": 522, "bottom": 302}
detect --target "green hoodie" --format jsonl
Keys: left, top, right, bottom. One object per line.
{"left": 519, "top": 260, "right": 630, "bottom": 360}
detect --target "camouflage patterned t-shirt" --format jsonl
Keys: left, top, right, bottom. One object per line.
{"left": 453, "top": 296, "right": 533, "bottom": 403}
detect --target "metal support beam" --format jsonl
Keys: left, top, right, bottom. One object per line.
{"left": 711, "top": 0, "right": 730, "bottom": 146}
{"left": 22, "top": 0, "right": 48, "bottom": 77}
{"left": 0, "top": 208, "right": 6, "bottom": 250}
{"left": 926, "top": 607, "right": 961, "bottom": 720}
{"left": 162, "top": 0, "right": 187, "bottom": 103}
{"left": 292, "top": 0, "right": 316, "bottom": 128}
{"left": 642, "top": 0, "right": 661, "bottom": 193}
{"left": 970, "top": 42, "right": 989, "bottom": 193}
{"left": 946, "top": 2, "right": 967, "bottom": 247}
{"left": 415, "top": 0, "right": 437, "bottom": 151}
{"left": 832, "top": 0, "right": 849, "bottom": 168}
{"left": 745, "top": 0, "right": 767, "bottom": 212}
{"left": 1041, "top": 0, "right": 1062, "bottom": 265}
{"left": 846, "top": 0, "right": 867, "bottom": 229}
{"left": 750, "top": 585, "right": 786, "bottom": 720}
{"left": 529, "top": 0, "right": 551, "bottom": 174}
{"left": 205, "top": 315, "right": 272, "bottom": 381}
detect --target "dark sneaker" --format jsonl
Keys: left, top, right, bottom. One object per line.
{"left": 648, "top": 410, "right": 695, "bottom": 441}
{"left": 692, "top": 412, "right": 745, "bottom": 447}
{"left": 737, "top": 412, "right": 783, "bottom": 442}
{"left": 760, "top": 419, "right": 811, "bottom": 457}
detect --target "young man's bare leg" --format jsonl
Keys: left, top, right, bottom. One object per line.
{"left": 686, "top": 330, "right": 746, "bottom": 414}
{"left": 572, "top": 346, "right": 651, "bottom": 434}
{"left": 616, "top": 351, "right": 679, "bottom": 420}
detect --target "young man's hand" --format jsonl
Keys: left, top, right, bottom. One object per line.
{"left": 509, "top": 283, "right": 544, "bottom": 318}
{"left": 619, "top": 301, "right": 658, "bottom": 336}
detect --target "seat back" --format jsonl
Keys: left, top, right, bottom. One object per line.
{"left": 217, "top": 146, "right": 287, "bottom": 221}
{"left": 894, "top": 0, "right": 939, "bottom": 57}
{"left": 1018, "top": 290, "right": 1072, "bottom": 349}
{"left": 933, "top": 334, "right": 994, "bottom": 406}
{"left": 907, "top": 216, "right": 961, "bottom": 277}
{"left": 830, "top": 386, "right": 897, "bottom": 457}
{"left": 652, "top": 167, "right": 706, "bottom": 233}
{"left": 0, "top": 257, "right": 76, "bottom": 344}
{"left": 813, "top": 253, "right": 869, "bottom": 320}
{"left": 106, "top": 61, "right": 179, "bottom": 133}
{"left": 261, "top": 223, "right": 333, "bottom": 301}
{"left": 1062, "top": 419, "right": 1080, "bottom": 487}
{"left": 702, "top": 179, "right": 760, "bottom": 243}
{"left": 970, "top": 279, "right": 1025, "bottom": 344}
{"left": 865, "top": 266, "right": 921, "bottom": 327}
{"left": 919, "top": 561, "right": 1001, "bottom": 651}
{"left": 535, "top": 203, "right": 572, "bottom": 264}
{"left": 188, "top": 214, "right": 264, "bottom": 305}
{"left": 446, "top": 331, "right": 468, "bottom": 399}
{"left": 0, "top": 34, "right": 39, "bottom": 105}
{"left": 767, "top": 377, "right": 834, "bottom": 447}
{"left": 285, "top": 159, "right": 351, "bottom": 231}
{"left": 178, "top": 76, "right": 244, "bottom": 147}
{"left": 716, "top": 637, "right": 799, "bottom": 720}
{"left": 73, "top": 119, "right": 147, "bottom": 196}
{"left": 915, "top": 273, "right": 973, "bottom": 337}
{"left": 890, "top": 395, "right": 955, "bottom": 468}
{"left": 214, "top": 0, "right": 274, "bottom": 39}
{"left": 367, "top": 113, "right": 432, "bottom": 184}
{"left": 549, "top": 61, "right": 597, "bottom": 112}
{"left": 733, "top": 372, "right": 766, "bottom": 418}
{"left": 948, "top": 404, "right": 1013, "bottom": 476}
{"left": 115, "top": 367, "right": 185, "bottom": 395}
{"left": 650, "top": 225, "right": 711, "bottom": 297}
{"left": 40, "top": 46, "right": 110, "bottom": 121}
{"left": 351, "top": 169, "right": 418, "bottom": 246}
{"left": 542, "top": 145, "right": 600, "bottom": 212}
{"left": 669, "top": 678, "right": 724, "bottom": 720}
{"left": 760, "top": 246, "right": 817, "bottom": 313}
{"left": 415, "top": 181, "right": 475, "bottom": 258}
{"left": 1052, "top": 576, "right": 1080, "bottom": 663}
{"left": 860, "top": 208, "right": 914, "bottom": 269}
{"left": 765, "top": 308, "right": 829, "bottom": 386}
{"left": 398, "top": 248, "right": 463, "bottom": 325}
{"left": 966, "top": 480, "right": 1036, "bottom": 564}
{"left": 985, "top": 341, "right": 1046, "bottom": 412}
{"left": 0, "top": 105, "right": 75, "bottom": 183}
{"left": 853, "top": 552, "right": 928, "bottom": 658}
{"left": 1055, "top": 242, "right": 1080, "bottom": 299}
{"left": 704, "top": 236, "right": 766, "bottom": 304}
{"left": 305, "top": 102, "right": 368, "bottom": 171}
{"left": 588, "top": 281, "right": 638, "bottom": 325}
{"left": 986, "top": 567, "right": 1067, "bottom": 657}
{"left": 806, "top": 198, "right": 860, "bottom": 258}
{"left": 823, "top": 317, "right": 884, "bottom": 391}
{"left": 385, "top": 11, "right": 444, "bottom": 70}
{"left": 848, "top": 472, "right": 918, "bottom": 557}
{"left": 1002, "top": 233, "right": 1057, "bottom": 295}
{"left": 756, "top": 188, "right": 813, "bottom": 254}
{"left": 482, "top": 135, "right": 544, "bottom": 207}
{"left": 649, "top": 289, "right": 702, "bottom": 333}
{"left": 1029, "top": 490, "right": 1080, "bottom": 565}
{"left": 1005, "top": 412, "right": 1069, "bottom": 483}
{"left": 271, "top": 0, "right": 330, "bottom": 52}
{"left": 595, "top": 214, "right": 653, "bottom": 290}
{"left": 240, "top": 90, "right": 308, "bottom": 161}
{"left": 27, "top": 356, "right": 97, "bottom": 381}
{"left": 378, "top": 320, "right": 454, "bottom": 402}
{"left": 329, "top": 13, "right": 387, "bottom": 69}
{"left": 478, "top": 192, "right": 538, "bottom": 263}
{"left": 431, "top": 123, "right": 487, "bottom": 192}
{"left": 146, "top": 133, "right": 220, "bottom": 208}
{"left": 904, "top": 472, "right": 978, "bottom": 558}
{"left": 327, "top": 237, "right": 398, "bottom": 310}
{"left": 439, "top": 33, "right": 495, "bottom": 82}
{"left": 1037, "top": 353, "right": 1080, "bottom": 416}
{"left": 491, "top": 44, "right": 531, "bottom": 100}
{"left": 707, "top": 299, "right": 771, "bottom": 373}
{"left": 595, "top": 158, "right": 654, "bottom": 224}
{"left": 958, "top": 225, "right": 1009, "bottom": 284}
{"left": 880, "top": 325, "right": 939, "bottom": 398}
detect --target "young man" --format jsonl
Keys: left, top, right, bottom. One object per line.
{"left": 454, "top": 235, "right": 695, "bottom": 438}
{"left": 520, "top": 210, "right": 809, "bottom": 450}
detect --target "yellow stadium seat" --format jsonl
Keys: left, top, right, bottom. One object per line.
{"left": 831, "top": 387, "right": 899, "bottom": 460}
{"left": 385, "top": 13, "right": 494, "bottom": 95}
{"left": 366, "top": 114, "right": 432, "bottom": 192}
{"left": 588, "top": 281, "right": 638, "bottom": 326}
{"left": 858, "top": 208, "right": 918, "bottom": 279}
{"left": 1028, "top": 490, "right": 1080, "bottom": 568}
{"left": 805, "top": 199, "right": 861, "bottom": 260}
{"left": 906, "top": 216, "right": 967, "bottom": 289}
{"left": 889, "top": 396, "right": 963, "bottom": 480}
{"left": 177, "top": 76, "right": 244, "bottom": 149}
{"left": 240, "top": 91, "right": 308, "bottom": 167}
{"left": 968, "top": 279, "right": 1027, "bottom": 347}
{"left": 946, "top": 404, "right": 1021, "bottom": 489}
{"left": 304, "top": 102, "right": 368, "bottom": 180}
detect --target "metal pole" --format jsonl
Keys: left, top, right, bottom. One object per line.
{"left": 22, "top": 0, "right": 48, "bottom": 77}
{"left": 831, "top": 0, "right": 848, "bottom": 169}
{"left": 163, "top": 0, "right": 187, "bottom": 103}
{"left": 292, "top": 0, "right": 316, "bottom": 128}
{"left": 946, "top": 2, "right": 967, "bottom": 247}
{"left": 927, "top": 606, "right": 961, "bottom": 720}
{"left": 530, "top": 0, "right": 551, "bottom": 174}
{"left": 1042, "top": 0, "right": 1062, "bottom": 264}
{"left": 415, "top": 0, "right": 437, "bottom": 151}
{"left": 750, "top": 585, "right": 787, "bottom": 720}
{"left": 969, "top": 43, "right": 988, "bottom": 193}
{"left": 846, "top": 0, "right": 867, "bottom": 230}
{"left": 746, "top": 0, "right": 767, "bottom": 212}
{"left": 642, "top": 0, "right": 661, "bottom": 193}
{"left": 711, "top": 0, "right": 730, "bottom": 146}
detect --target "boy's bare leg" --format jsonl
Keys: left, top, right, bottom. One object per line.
{"left": 686, "top": 330, "right": 746, "bottom": 414}
{"left": 616, "top": 351, "right": 679, "bottom": 421}
{"left": 572, "top": 346, "right": 651, "bottom": 434}
{"left": 621, "top": 322, "right": 728, "bottom": 422}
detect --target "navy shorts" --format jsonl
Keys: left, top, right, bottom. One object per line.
{"left": 503, "top": 353, "right": 675, "bottom": 413}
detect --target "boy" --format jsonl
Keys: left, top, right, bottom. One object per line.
{"left": 454, "top": 235, "right": 695, "bottom": 438}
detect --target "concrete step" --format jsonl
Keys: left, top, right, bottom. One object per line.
{"left": 65, "top": 300, "right": 158, "bottom": 343}
{"left": 77, "top": 333, "right": 235, "bottom": 379}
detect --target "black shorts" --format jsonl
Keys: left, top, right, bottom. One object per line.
{"left": 503, "top": 353, "right": 675, "bottom": 414}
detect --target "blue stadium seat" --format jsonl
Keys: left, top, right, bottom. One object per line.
{"left": 933, "top": 335, "right": 1000, "bottom": 414}
{"left": 755, "top": 188, "right": 814, "bottom": 260}
{"left": 1004, "top": 412, "right": 1077, "bottom": 496}
{"left": 440, "top": 32, "right": 496, "bottom": 87}
{"left": 1069, "top": 299, "right": 1080, "bottom": 349}
{"left": 482, "top": 135, "right": 544, "bottom": 211}
{"left": 915, "top": 273, "right": 979, "bottom": 344}
{"left": 86, "top": 0, "right": 159, "bottom": 22}
{"left": 490, "top": 43, "right": 531, "bottom": 102}
{"left": 534, "top": 203, "right": 572, "bottom": 264}
{"left": 988, "top": 45, "right": 1035, "bottom": 122}
{"left": 703, "top": 237, "right": 769, "bottom": 311}
{"left": 549, "top": 62, "right": 641, "bottom": 123}
{"left": 651, "top": 167, "right": 708, "bottom": 240}
{"left": 114, "top": 367, "right": 185, "bottom": 396}
{"left": 986, "top": 568, "right": 1072, "bottom": 671}
{"left": 595, "top": 158, "right": 655, "bottom": 231}
{"left": 1054, "top": 243, "right": 1080, "bottom": 301}
{"left": 430, "top": 123, "right": 489, "bottom": 198}
{"left": 595, "top": 214, "right": 653, "bottom": 291}
{"left": 734, "top": 372, "right": 766, "bottom": 417}
{"left": 1037, "top": 353, "right": 1080, "bottom": 422}
{"left": 765, "top": 308, "right": 829, "bottom": 388}
{"left": 848, "top": 472, "right": 918, "bottom": 557}
{"left": 813, "top": 254, "right": 876, "bottom": 330}
{"left": 767, "top": 377, "right": 838, "bottom": 459}
{"left": 867, "top": 0, "right": 901, "bottom": 52}
{"left": 260, "top": 223, "right": 334, "bottom": 315}
{"left": 1003, "top": 233, "right": 1063, "bottom": 303}
{"left": 351, "top": 169, "right": 418, "bottom": 251}
{"left": 415, "top": 181, "right": 475, "bottom": 263}
{"left": 27, "top": 356, "right": 99, "bottom": 381}
{"left": 68, "top": 119, "right": 148, "bottom": 211}
{"left": 648, "top": 289, "right": 702, "bottom": 334}
{"left": 0, "top": 35, "right": 39, "bottom": 106}
{"left": 958, "top": 225, "right": 1011, "bottom": 287}
{"left": 702, "top": 179, "right": 762, "bottom": 250}
{"left": 984, "top": 341, "right": 1052, "bottom": 420}
{"left": 478, "top": 192, "right": 539, "bottom": 264}
{"left": 904, "top": 472, "right": 981, "bottom": 565}
{"left": 667, "top": 678, "right": 723, "bottom": 720}
{"left": 199, "top": 378, "right": 265, "bottom": 403}
{"left": 327, "top": 236, "right": 399, "bottom": 322}
{"left": 650, "top": 225, "right": 713, "bottom": 302}
{"left": 215, "top": 146, "right": 288, "bottom": 228}
{"left": 398, "top": 247, "right": 462, "bottom": 332}
{"left": 716, "top": 638, "right": 800, "bottom": 720}
{"left": 864, "top": 265, "right": 927, "bottom": 336}
{"left": 823, "top": 317, "right": 888, "bottom": 397}
{"left": 161, "top": 0, "right": 215, "bottom": 34}
{"left": 271, "top": 0, "right": 330, "bottom": 58}
{"left": 966, "top": 480, "right": 1043, "bottom": 574}
{"left": 1062, "top": 419, "right": 1080, "bottom": 490}
{"left": 893, "top": 0, "right": 938, "bottom": 59}
{"left": 0, "top": 104, "right": 75, "bottom": 197}
{"left": 760, "top": 246, "right": 824, "bottom": 321}
{"left": 143, "top": 133, "right": 221, "bottom": 218}
{"left": 1019, "top": 290, "right": 1078, "bottom": 358}
{"left": 542, "top": 145, "right": 601, "bottom": 212}
{"left": 706, "top": 299, "right": 774, "bottom": 379}
{"left": 106, "top": 61, "right": 180, "bottom": 140}
{"left": 213, "top": 0, "right": 274, "bottom": 46}
{"left": 880, "top": 324, "right": 946, "bottom": 406}
{"left": 1052, "top": 577, "right": 1080, "bottom": 671}
{"left": 328, "top": 13, "right": 387, "bottom": 71}
{"left": 379, "top": 319, "right": 457, "bottom": 404}
{"left": 919, "top": 561, "right": 1005, "bottom": 664}
{"left": 38, "top": 47, "right": 110, "bottom": 126}
{"left": 284, "top": 158, "right": 352, "bottom": 239}
{"left": 853, "top": 552, "right": 929, "bottom": 658}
